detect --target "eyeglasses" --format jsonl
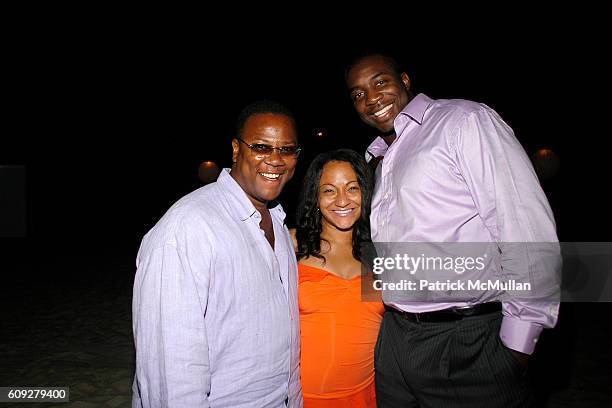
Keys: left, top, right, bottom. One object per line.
{"left": 237, "top": 138, "right": 302, "bottom": 159}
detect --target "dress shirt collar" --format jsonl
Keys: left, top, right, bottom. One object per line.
{"left": 216, "top": 168, "right": 286, "bottom": 223}
{"left": 397, "top": 93, "right": 432, "bottom": 125}
{"left": 365, "top": 93, "right": 434, "bottom": 162}
{"left": 365, "top": 137, "right": 389, "bottom": 163}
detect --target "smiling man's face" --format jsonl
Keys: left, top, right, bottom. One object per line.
{"left": 231, "top": 113, "right": 298, "bottom": 208}
{"left": 346, "top": 55, "right": 412, "bottom": 134}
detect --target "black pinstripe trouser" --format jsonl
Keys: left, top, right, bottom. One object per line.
{"left": 375, "top": 309, "right": 534, "bottom": 408}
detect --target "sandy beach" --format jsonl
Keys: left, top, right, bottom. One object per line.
{"left": 1, "top": 246, "right": 611, "bottom": 407}
{"left": 1, "top": 249, "right": 134, "bottom": 408}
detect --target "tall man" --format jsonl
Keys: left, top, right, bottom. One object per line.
{"left": 346, "top": 53, "right": 560, "bottom": 407}
{"left": 132, "top": 100, "right": 303, "bottom": 407}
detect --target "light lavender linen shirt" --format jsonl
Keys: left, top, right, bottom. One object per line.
{"left": 366, "top": 94, "right": 559, "bottom": 354}
{"left": 132, "top": 169, "right": 302, "bottom": 407}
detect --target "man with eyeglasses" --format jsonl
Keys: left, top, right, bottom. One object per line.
{"left": 132, "top": 100, "right": 303, "bottom": 407}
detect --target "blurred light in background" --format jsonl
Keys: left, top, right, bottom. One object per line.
{"left": 314, "top": 129, "right": 326, "bottom": 138}
{"left": 531, "top": 149, "right": 560, "bottom": 181}
{"left": 198, "top": 161, "right": 221, "bottom": 185}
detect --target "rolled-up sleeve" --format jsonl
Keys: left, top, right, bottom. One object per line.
{"left": 132, "top": 238, "right": 211, "bottom": 407}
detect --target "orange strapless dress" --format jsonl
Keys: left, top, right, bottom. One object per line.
{"left": 298, "top": 263, "right": 384, "bottom": 407}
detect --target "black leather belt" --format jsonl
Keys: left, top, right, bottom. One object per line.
{"left": 389, "top": 302, "right": 502, "bottom": 323}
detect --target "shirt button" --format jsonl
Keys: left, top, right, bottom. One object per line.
{"left": 384, "top": 192, "right": 389, "bottom": 199}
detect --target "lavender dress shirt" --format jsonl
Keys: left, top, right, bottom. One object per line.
{"left": 366, "top": 94, "right": 560, "bottom": 355}
{"left": 132, "top": 169, "right": 302, "bottom": 407}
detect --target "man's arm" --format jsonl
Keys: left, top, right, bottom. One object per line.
{"left": 454, "top": 106, "right": 561, "bottom": 356}
{"left": 133, "top": 239, "right": 211, "bottom": 407}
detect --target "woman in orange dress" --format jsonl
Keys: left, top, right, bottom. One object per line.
{"left": 293, "top": 149, "right": 384, "bottom": 407}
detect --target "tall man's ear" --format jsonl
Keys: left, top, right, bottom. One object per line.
{"left": 231, "top": 138, "right": 239, "bottom": 163}
{"left": 401, "top": 72, "right": 411, "bottom": 91}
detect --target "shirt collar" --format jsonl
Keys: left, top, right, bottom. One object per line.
{"left": 365, "top": 93, "right": 434, "bottom": 162}
{"left": 216, "top": 168, "right": 286, "bottom": 222}
{"left": 398, "top": 93, "right": 432, "bottom": 125}
{"left": 365, "top": 137, "right": 389, "bottom": 163}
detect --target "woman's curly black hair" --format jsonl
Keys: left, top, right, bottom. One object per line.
{"left": 295, "top": 149, "right": 373, "bottom": 263}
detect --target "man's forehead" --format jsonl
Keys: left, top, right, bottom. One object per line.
{"left": 352, "top": 55, "right": 398, "bottom": 74}
{"left": 244, "top": 113, "right": 293, "bottom": 127}
{"left": 242, "top": 115, "right": 297, "bottom": 142}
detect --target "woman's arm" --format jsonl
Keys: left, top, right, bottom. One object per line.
{"left": 288, "top": 228, "right": 298, "bottom": 253}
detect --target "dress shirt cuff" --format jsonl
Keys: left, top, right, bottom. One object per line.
{"left": 499, "top": 316, "right": 543, "bottom": 355}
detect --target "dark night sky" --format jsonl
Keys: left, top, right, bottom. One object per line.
{"left": 3, "top": 20, "right": 608, "bottom": 264}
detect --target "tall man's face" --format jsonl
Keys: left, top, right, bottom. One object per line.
{"left": 231, "top": 113, "right": 299, "bottom": 207}
{"left": 346, "top": 55, "right": 412, "bottom": 134}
